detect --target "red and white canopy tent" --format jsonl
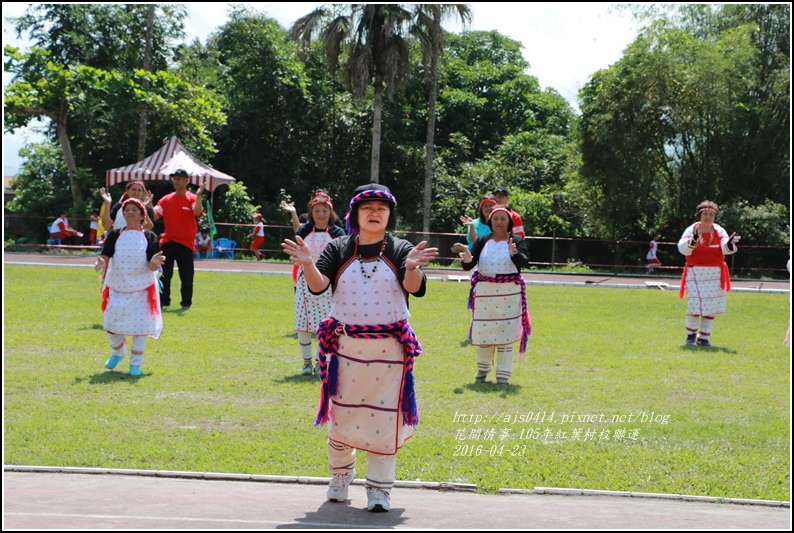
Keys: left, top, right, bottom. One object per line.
{"left": 105, "top": 136, "right": 235, "bottom": 192}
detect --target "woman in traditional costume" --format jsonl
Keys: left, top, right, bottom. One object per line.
{"left": 459, "top": 205, "right": 532, "bottom": 386}
{"left": 291, "top": 191, "right": 345, "bottom": 375}
{"left": 677, "top": 200, "right": 740, "bottom": 347}
{"left": 95, "top": 198, "right": 164, "bottom": 376}
{"left": 281, "top": 184, "right": 438, "bottom": 513}
{"left": 99, "top": 181, "right": 155, "bottom": 232}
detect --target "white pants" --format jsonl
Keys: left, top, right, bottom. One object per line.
{"left": 475, "top": 345, "right": 514, "bottom": 381}
{"left": 298, "top": 331, "right": 314, "bottom": 363}
{"left": 108, "top": 334, "right": 147, "bottom": 366}
{"left": 327, "top": 439, "right": 396, "bottom": 493}
{"left": 685, "top": 315, "right": 715, "bottom": 341}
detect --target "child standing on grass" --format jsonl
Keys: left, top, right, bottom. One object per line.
{"left": 95, "top": 198, "right": 165, "bottom": 376}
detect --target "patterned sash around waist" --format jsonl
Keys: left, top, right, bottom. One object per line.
{"left": 315, "top": 317, "right": 422, "bottom": 427}
{"left": 469, "top": 270, "right": 533, "bottom": 353}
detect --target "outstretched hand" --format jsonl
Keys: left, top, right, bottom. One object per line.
{"left": 280, "top": 200, "right": 296, "bottom": 214}
{"left": 281, "top": 235, "right": 313, "bottom": 265}
{"left": 406, "top": 241, "right": 439, "bottom": 271}
{"left": 149, "top": 251, "right": 165, "bottom": 270}
{"left": 99, "top": 187, "right": 111, "bottom": 204}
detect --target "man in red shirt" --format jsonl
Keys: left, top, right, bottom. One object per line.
{"left": 153, "top": 169, "right": 205, "bottom": 310}
{"left": 492, "top": 187, "right": 525, "bottom": 238}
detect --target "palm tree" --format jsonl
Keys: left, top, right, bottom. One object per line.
{"left": 291, "top": 4, "right": 413, "bottom": 184}
{"left": 411, "top": 4, "right": 472, "bottom": 235}
{"left": 137, "top": 3, "right": 155, "bottom": 160}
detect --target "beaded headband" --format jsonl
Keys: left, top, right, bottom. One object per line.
{"left": 121, "top": 197, "right": 147, "bottom": 220}
{"left": 345, "top": 190, "right": 397, "bottom": 235}
{"left": 697, "top": 207, "right": 717, "bottom": 215}
{"left": 348, "top": 189, "right": 397, "bottom": 208}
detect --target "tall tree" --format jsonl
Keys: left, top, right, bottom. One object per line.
{"left": 207, "top": 7, "right": 317, "bottom": 208}
{"left": 137, "top": 4, "right": 156, "bottom": 160}
{"left": 579, "top": 13, "right": 788, "bottom": 241}
{"left": 11, "top": 4, "right": 186, "bottom": 72}
{"left": 4, "top": 45, "right": 225, "bottom": 211}
{"left": 411, "top": 4, "right": 472, "bottom": 235}
{"left": 291, "top": 4, "right": 414, "bottom": 183}
{"left": 6, "top": 3, "right": 192, "bottom": 210}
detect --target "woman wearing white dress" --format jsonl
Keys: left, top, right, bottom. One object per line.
{"left": 95, "top": 198, "right": 165, "bottom": 376}
{"left": 291, "top": 191, "right": 345, "bottom": 375}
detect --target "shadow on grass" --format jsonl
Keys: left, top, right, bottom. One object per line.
{"left": 276, "top": 373, "right": 321, "bottom": 385}
{"left": 162, "top": 307, "right": 191, "bottom": 315}
{"left": 277, "top": 499, "right": 407, "bottom": 529}
{"left": 78, "top": 323, "right": 105, "bottom": 331}
{"left": 78, "top": 371, "right": 148, "bottom": 385}
{"left": 679, "top": 344, "right": 738, "bottom": 355}
{"left": 458, "top": 382, "right": 521, "bottom": 396}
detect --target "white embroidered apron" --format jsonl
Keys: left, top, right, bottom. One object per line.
{"left": 103, "top": 230, "right": 163, "bottom": 338}
{"left": 294, "top": 230, "right": 335, "bottom": 332}
{"left": 685, "top": 266, "right": 727, "bottom": 316}
{"left": 470, "top": 239, "right": 523, "bottom": 346}
{"left": 327, "top": 255, "right": 413, "bottom": 455}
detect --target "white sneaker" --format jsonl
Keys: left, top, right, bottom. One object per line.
{"left": 327, "top": 470, "right": 355, "bottom": 502}
{"left": 366, "top": 487, "right": 390, "bottom": 512}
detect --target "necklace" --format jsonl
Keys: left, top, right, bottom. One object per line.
{"left": 356, "top": 236, "right": 387, "bottom": 279}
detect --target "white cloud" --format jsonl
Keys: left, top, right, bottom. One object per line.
{"left": 3, "top": 2, "right": 638, "bottom": 175}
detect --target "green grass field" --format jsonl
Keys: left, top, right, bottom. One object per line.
{"left": 3, "top": 265, "right": 790, "bottom": 501}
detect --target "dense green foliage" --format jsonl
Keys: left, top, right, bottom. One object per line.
{"left": 4, "top": 3, "right": 789, "bottom": 245}
{"left": 579, "top": 4, "right": 790, "bottom": 241}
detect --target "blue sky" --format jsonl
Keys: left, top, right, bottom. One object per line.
{"left": 2, "top": 2, "right": 639, "bottom": 176}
